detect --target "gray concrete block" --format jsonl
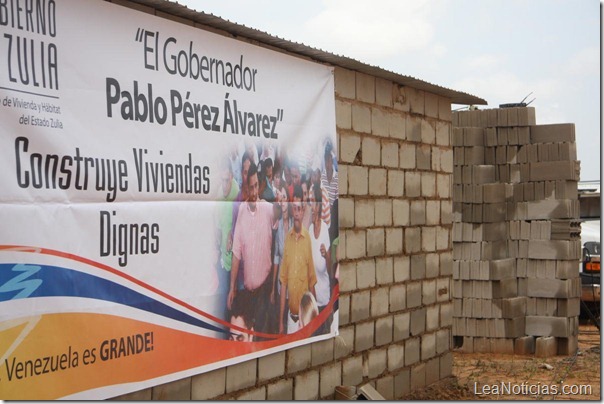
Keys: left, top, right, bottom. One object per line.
{"left": 351, "top": 290, "right": 371, "bottom": 322}
{"left": 287, "top": 344, "right": 311, "bottom": 374}
{"left": 394, "top": 312, "right": 410, "bottom": 342}
{"left": 236, "top": 386, "right": 266, "bottom": 400}
{"left": 226, "top": 360, "right": 256, "bottom": 393}
{"left": 440, "top": 352, "right": 453, "bottom": 379}
{"left": 355, "top": 321, "right": 375, "bottom": 352}
{"left": 311, "top": 338, "right": 334, "bottom": 366}
{"left": 335, "top": 326, "right": 354, "bottom": 359}
{"left": 557, "top": 335, "right": 578, "bottom": 355}
{"left": 394, "top": 368, "right": 411, "bottom": 398}
{"left": 436, "top": 329, "right": 450, "bottom": 354}
{"left": 425, "top": 357, "right": 440, "bottom": 386}
{"left": 514, "top": 336, "right": 535, "bottom": 355}
{"left": 192, "top": 368, "right": 225, "bottom": 400}
{"left": 371, "top": 287, "right": 390, "bottom": 317}
{"left": 389, "top": 284, "right": 406, "bottom": 312}
{"left": 535, "top": 336, "right": 558, "bottom": 358}
{"left": 376, "top": 316, "right": 394, "bottom": 346}
{"left": 422, "top": 279, "right": 437, "bottom": 305}
{"left": 267, "top": 379, "right": 293, "bottom": 401}
{"left": 368, "top": 348, "right": 388, "bottom": 378}
{"left": 294, "top": 370, "right": 319, "bottom": 400}
{"left": 320, "top": 362, "right": 342, "bottom": 399}
{"left": 530, "top": 123, "right": 575, "bottom": 143}
{"left": 407, "top": 281, "right": 422, "bottom": 308}
{"left": 387, "top": 343, "right": 405, "bottom": 372}
{"left": 526, "top": 316, "right": 572, "bottom": 337}
{"left": 405, "top": 337, "right": 420, "bottom": 366}
{"left": 357, "top": 258, "right": 377, "bottom": 289}
{"left": 426, "top": 305, "right": 440, "bottom": 331}
{"left": 259, "top": 351, "right": 285, "bottom": 382}
{"left": 410, "top": 308, "right": 427, "bottom": 336}
{"left": 421, "top": 332, "right": 437, "bottom": 361}
{"left": 376, "top": 375, "right": 395, "bottom": 400}
{"left": 527, "top": 278, "right": 572, "bottom": 298}
{"left": 342, "top": 355, "right": 364, "bottom": 387}
{"left": 152, "top": 378, "right": 191, "bottom": 400}
{"left": 410, "top": 363, "right": 426, "bottom": 391}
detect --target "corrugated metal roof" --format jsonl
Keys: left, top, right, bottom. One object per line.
{"left": 125, "top": 0, "right": 487, "bottom": 105}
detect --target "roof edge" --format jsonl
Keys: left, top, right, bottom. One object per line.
{"left": 123, "top": 0, "right": 487, "bottom": 105}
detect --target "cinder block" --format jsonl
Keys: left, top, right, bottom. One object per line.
{"left": 259, "top": 351, "right": 285, "bottom": 382}
{"left": 287, "top": 344, "right": 311, "bottom": 374}
{"left": 405, "top": 337, "right": 421, "bottom": 366}
{"left": 530, "top": 161, "right": 579, "bottom": 182}
{"left": 356, "top": 72, "right": 375, "bottom": 103}
{"left": 425, "top": 357, "right": 440, "bottom": 386}
{"left": 407, "top": 87, "right": 425, "bottom": 115}
{"left": 320, "top": 362, "right": 342, "bottom": 399}
{"left": 226, "top": 360, "right": 257, "bottom": 393}
{"left": 440, "top": 352, "right": 453, "bottom": 379}
{"left": 399, "top": 143, "right": 416, "bottom": 169}
{"left": 334, "top": 66, "right": 356, "bottom": 99}
{"left": 372, "top": 107, "right": 389, "bottom": 137}
{"left": 422, "top": 279, "right": 436, "bottom": 305}
{"left": 382, "top": 141, "right": 399, "bottom": 167}
{"left": 294, "top": 370, "right": 319, "bottom": 400}
{"left": 410, "top": 363, "right": 426, "bottom": 391}
{"left": 405, "top": 171, "right": 421, "bottom": 197}
{"left": 192, "top": 368, "right": 225, "bottom": 400}
{"left": 236, "top": 386, "right": 266, "bottom": 400}
{"left": 376, "top": 375, "right": 395, "bottom": 400}
{"left": 311, "top": 338, "right": 334, "bottom": 366}
{"left": 410, "top": 308, "right": 427, "bottom": 336}
{"left": 407, "top": 281, "right": 422, "bottom": 309}
{"left": 345, "top": 229, "right": 366, "bottom": 260}
{"left": 535, "top": 336, "right": 558, "bottom": 358}
{"left": 404, "top": 227, "right": 421, "bottom": 254}
{"left": 436, "top": 329, "right": 450, "bottom": 354}
{"left": 355, "top": 199, "right": 375, "bottom": 227}
{"left": 527, "top": 278, "right": 572, "bottom": 298}
{"left": 407, "top": 116, "right": 422, "bottom": 142}
{"left": 501, "top": 297, "right": 526, "bottom": 318}
{"left": 355, "top": 321, "right": 375, "bottom": 352}
{"left": 557, "top": 335, "right": 578, "bottom": 355}
{"left": 492, "top": 338, "right": 514, "bottom": 354}
{"left": 394, "top": 368, "right": 411, "bottom": 398}
{"left": 267, "top": 379, "right": 293, "bottom": 401}
{"left": 421, "top": 332, "right": 436, "bottom": 360}
{"left": 386, "top": 227, "right": 403, "bottom": 255}
{"left": 426, "top": 305, "right": 440, "bottom": 331}
{"left": 376, "top": 316, "right": 394, "bottom": 346}
{"left": 371, "top": 287, "right": 389, "bottom": 317}
{"left": 348, "top": 166, "right": 369, "bottom": 195}
{"left": 530, "top": 123, "right": 575, "bottom": 143}
{"left": 342, "top": 355, "right": 364, "bottom": 387}
{"left": 368, "top": 348, "right": 388, "bottom": 378}
{"left": 367, "top": 228, "right": 385, "bottom": 257}
{"left": 374, "top": 199, "right": 392, "bottom": 226}
{"left": 526, "top": 316, "right": 572, "bottom": 337}
{"left": 351, "top": 290, "right": 370, "bottom": 322}
{"left": 336, "top": 99, "right": 352, "bottom": 130}
{"left": 352, "top": 104, "right": 371, "bottom": 134}
{"left": 376, "top": 78, "right": 393, "bottom": 108}
{"left": 393, "top": 311, "right": 411, "bottom": 342}
{"left": 393, "top": 199, "right": 410, "bottom": 226}
{"left": 514, "top": 336, "right": 535, "bottom": 355}
{"left": 421, "top": 120, "right": 436, "bottom": 146}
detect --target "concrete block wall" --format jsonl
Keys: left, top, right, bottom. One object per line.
{"left": 108, "top": 1, "right": 455, "bottom": 400}
{"left": 335, "top": 70, "right": 455, "bottom": 399}
{"left": 451, "top": 107, "right": 581, "bottom": 356}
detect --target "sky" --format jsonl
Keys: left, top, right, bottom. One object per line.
{"left": 179, "top": 0, "right": 601, "bottom": 181}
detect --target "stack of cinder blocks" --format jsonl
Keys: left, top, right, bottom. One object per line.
{"left": 451, "top": 107, "right": 581, "bottom": 357}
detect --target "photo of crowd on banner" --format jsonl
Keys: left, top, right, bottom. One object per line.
{"left": 214, "top": 138, "right": 339, "bottom": 342}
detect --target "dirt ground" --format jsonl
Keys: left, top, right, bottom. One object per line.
{"left": 402, "top": 323, "right": 601, "bottom": 401}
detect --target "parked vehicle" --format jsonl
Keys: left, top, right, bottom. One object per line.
{"left": 578, "top": 181, "right": 600, "bottom": 318}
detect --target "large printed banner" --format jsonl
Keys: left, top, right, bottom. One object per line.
{"left": 0, "top": 1, "right": 339, "bottom": 399}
